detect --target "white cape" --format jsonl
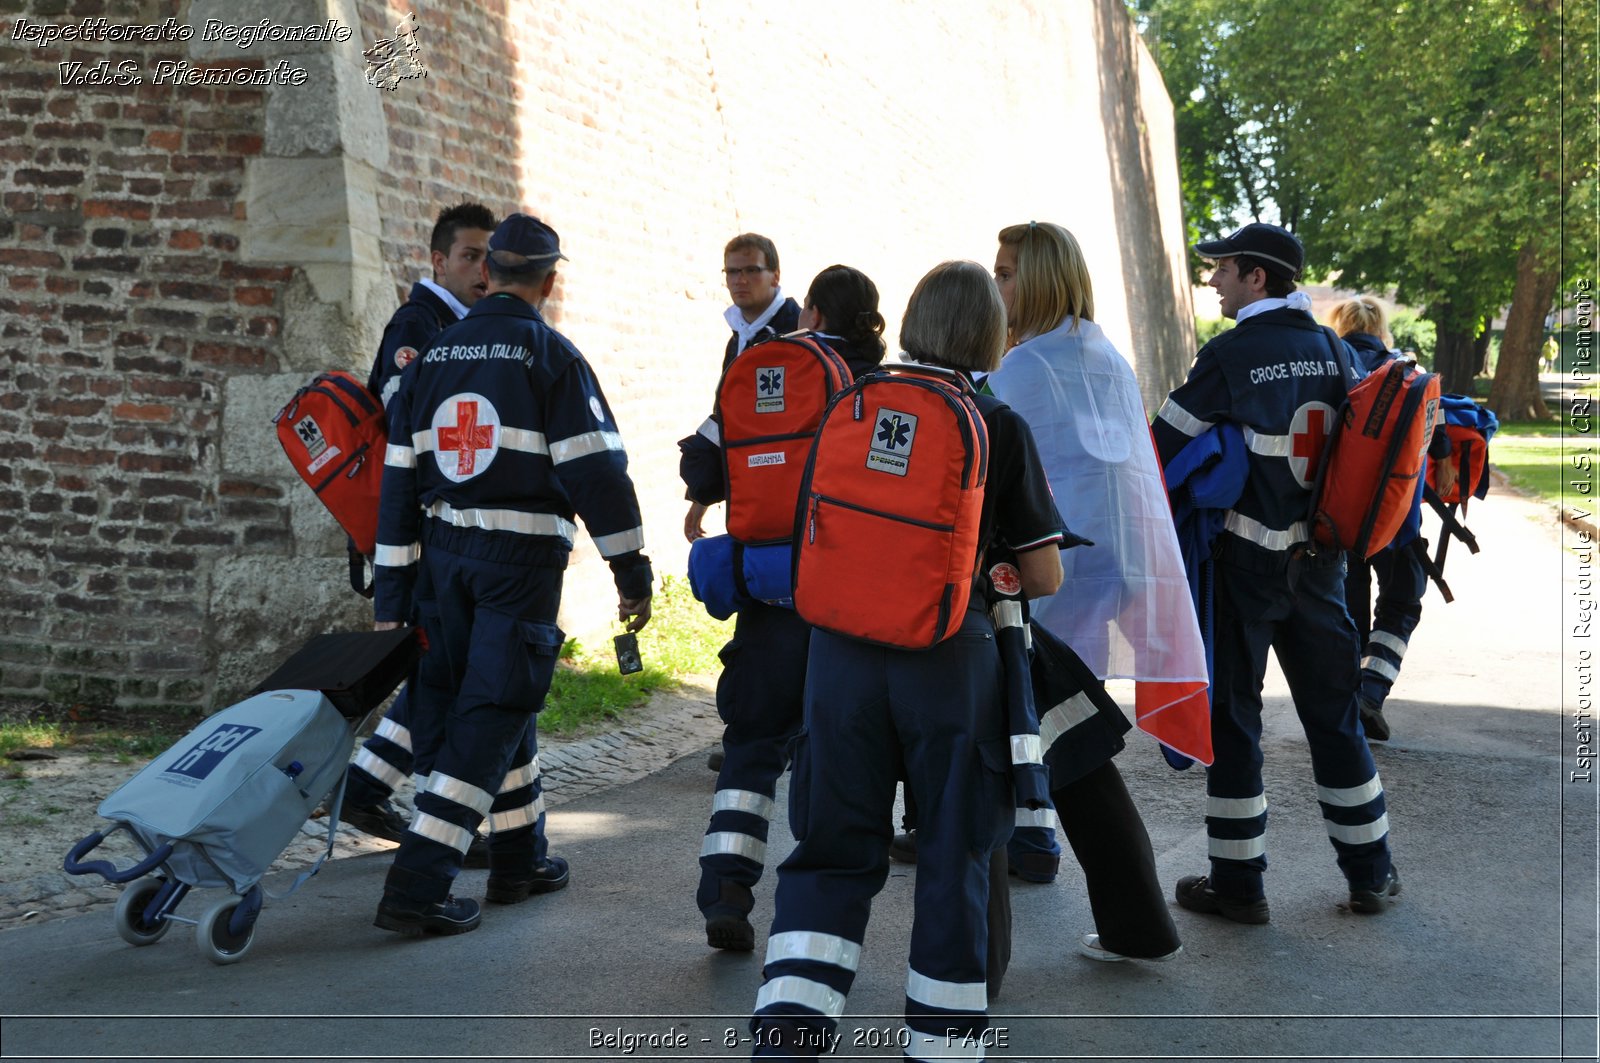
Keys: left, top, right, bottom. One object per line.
{"left": 987, "top": 318, "right": 1208, "bottom": 685}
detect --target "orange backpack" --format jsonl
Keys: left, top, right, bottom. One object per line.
{"left": 1308, "top": 334, "right": 1441, "bottom": 559}
{"left": 716, "top": 333, "right": 852, "bottom": 545}
{"left": 792, "top": 365, "right": 988, "bottom": 649}
{"left": 274, "top": 372, "right": 387, "bottom": 592}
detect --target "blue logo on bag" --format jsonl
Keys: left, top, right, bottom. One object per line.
{"left": 164, "top": 724, "right": 262, "bottom": 780}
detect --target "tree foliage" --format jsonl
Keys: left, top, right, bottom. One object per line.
{"left": 1132, "top": 0, "right": 1596, "bottom": 416}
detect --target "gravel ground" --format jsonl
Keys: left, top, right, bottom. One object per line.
{"left": 0, "top": 678, "right": 722, "bottom": 931}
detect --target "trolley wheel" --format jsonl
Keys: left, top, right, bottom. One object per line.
{"left": 196, "top": 895, "right": 256, "bottom": 965}
{"left": 114, "top": 878, "right": 171, "bottom": 946}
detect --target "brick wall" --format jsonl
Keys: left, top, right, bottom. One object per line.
{"left": 0, "top": 0, "right": 1192, "bottom": 713}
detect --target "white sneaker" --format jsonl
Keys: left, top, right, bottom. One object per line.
{"left": 1077, "top": 932, "right": 1183, "bottom": 963}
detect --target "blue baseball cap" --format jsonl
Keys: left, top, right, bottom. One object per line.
{"left": 488, "top": 213, "right": 567, "bottom": 272}
{"left": 1195, "top": 222, "right": 1303, "bottom": 279}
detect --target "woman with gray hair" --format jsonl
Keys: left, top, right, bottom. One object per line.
{"left": 749, "top": 261, "right": 1065, "bottom": 1060}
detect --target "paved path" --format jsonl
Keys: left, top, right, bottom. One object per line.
{"left": 0, "top": 481, "right": 1594, "bottom": 1063}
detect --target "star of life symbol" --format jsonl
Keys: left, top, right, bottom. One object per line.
{"left": 1288, "top": 400, "right": 1337, "bottom": 488}
{"left": 364, "top": 11, "right": 427, "bottom": 91}
{"left": 866, "top": 407, "right": 917, "bottom": 477}
{"left": 755, "top": 366, "right": 785, "bottom": 413}
{"left": 293, "top": 415, "right": 327, "bottom": 458}
{"left": 431, "top": 392, "right": 500, "bottom": 482}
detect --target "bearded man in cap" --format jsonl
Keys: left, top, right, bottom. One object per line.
{"left": 370, "top": 212, "right": 654, "bottom": 935}
{"left": 1151, "top": 223, "right": 1401, "bottom": 924}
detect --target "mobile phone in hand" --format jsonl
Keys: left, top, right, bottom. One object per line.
{"left": 614, "top": 632, "right": 643, "bottom": 675}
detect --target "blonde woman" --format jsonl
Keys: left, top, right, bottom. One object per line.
{"left": 1327, "top": 296, "right": 1454, "bottom": 742}
{"left": 984, "top": 221, "right": 1206, "bottom": 961}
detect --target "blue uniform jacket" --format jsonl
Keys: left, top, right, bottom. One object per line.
{"left": 374, "top": 292, "right": 651, "bottom": 621}
{"left": 1154, "top": 307, "right": 1362, "bottom": 565}
{"left": 368, "top": 282, "right": 456, "bottom": 408}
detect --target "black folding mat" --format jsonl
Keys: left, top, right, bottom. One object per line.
{"left": 249, "top": 627, "right": 418, "bottom": 718}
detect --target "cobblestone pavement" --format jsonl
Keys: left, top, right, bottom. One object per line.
{"left": 0, "top": 680, "right": 721, "bottom": 931}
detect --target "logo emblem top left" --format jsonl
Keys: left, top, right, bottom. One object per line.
{"left": 432, "top": 392, "right": 502, "bottom": 482}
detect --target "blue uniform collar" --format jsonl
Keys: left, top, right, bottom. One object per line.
{"left": 465, "top": 291, "right": 548, "bottom": 322}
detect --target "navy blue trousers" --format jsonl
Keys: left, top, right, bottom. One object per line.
{"left": 752, "top": 611, "right": 1011, "bottom": 1059}
{"left": 386, "top": 545, "right": 561, "bottom": 903}
{"left": 1206, "top": 552, "right": 1391, "bottom": 900}
{"left": 346, "top": 686, "right": 413, "bottom": 809}
{"left": 1343, "top": 543, "right": 1427, "bottom": 711}
{"left": 698, "top": 602, "right": 811, "bottom": 919}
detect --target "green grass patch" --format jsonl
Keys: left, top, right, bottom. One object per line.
{"left": 1491, "top": 434, "right": 1566, "bottom": 507}
{"left": 538, "top": 574, "right": 732, "bottom": 737}
{"left": 1493, "top": 409, "right": 1592, "bottom": 437}
{"left": 0, "top": 721, "right": 69, "bottom": 759}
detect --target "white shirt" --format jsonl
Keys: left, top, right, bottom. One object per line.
{"left": 419, "top": 277, "right": 470, "bottom": 322}
{"left": 723, "top": 287, "right": 790, "bottom": 357}
{"left": 1234, "top": 290, "right": 1313, "bottom": 324}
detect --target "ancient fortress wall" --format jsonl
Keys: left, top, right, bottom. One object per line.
{"left": 0, "top": 0, "right": 1192, "bottom": 710}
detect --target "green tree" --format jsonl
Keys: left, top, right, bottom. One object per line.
{"left": 1132, "top": 0, "right": 1595, "bottom": 416}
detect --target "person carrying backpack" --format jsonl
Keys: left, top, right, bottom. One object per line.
{"left": 749, "top": 261, "right": 1066, "bottom": 1060}
{"left": 1152, "top": 223, "right": 1400, "bottom": 925}
{"left": 1328, "top": 296, "right": 1456, "bottom": 742}
{"left": 678, "top": 265, "right": 888, "bottom": 952}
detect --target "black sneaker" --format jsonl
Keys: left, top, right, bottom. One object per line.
{"left": 373, "top": 894, "right": 481, "bottom": 936}
{"left": 462, "top": 832, "right": 491, "bottom": 870}
{"left": 485, "top": 856, "right": 570, "bottom": 904}
{"left": 705, "top": 912, "right": 756, "bottom": 951}
{"left": 1348, "top": 867, "right": 1402, "bottom": 914}
{"left": 1175, "top": 874, "right": 1271, "bottom": 924}
{"left": 1359, "top": 695, "right": 1392, "bottom": 743}
{"left": 888, "top": 830, "right": 918, "bottom": 865}
{"left": 339, "top": 800, "right": 409, "bottom": 843}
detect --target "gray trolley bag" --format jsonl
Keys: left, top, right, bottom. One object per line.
{"left": 64, "top": 628, "right": 417, "bottom": 964}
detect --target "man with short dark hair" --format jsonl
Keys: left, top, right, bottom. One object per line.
{"left": 1153, "top": 222, "right": 1401, "bottom": 923}
{"left": 371, "top": 213, "right": 653, "bottom": 936}
{"left": 719, "top": 232, "right": 801, "bottom": 371}
{"left": 339, "top": 203, "right": 496, "bottom": 854}
{"left": 367, "top": 203, "right": 495, "bottom": 407}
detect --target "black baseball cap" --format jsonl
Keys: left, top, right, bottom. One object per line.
{"left": 487, "top": 213, "right": 568, "bottom": 272}
{"left": 1195, "top": 222, "right": 1304, "bottom": 279}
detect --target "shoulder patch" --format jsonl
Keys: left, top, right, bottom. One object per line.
{"left": 394, "top": 345, "right": 419, "bottom": 370}
{"left": 988, "top": 562, "right": 1022, "bottom": 597}
{"left": 589, "top": 395, "right": 605, "bottom": 423}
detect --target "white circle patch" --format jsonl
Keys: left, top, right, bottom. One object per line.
{"left": 430, "top": 392, "right": 501, "bottom": 483}
{"left": 1287, "top": 400, "right": 1338, "bottom": 488}
{"left": 589, "top": 395, "right": 605, "bottom": 423}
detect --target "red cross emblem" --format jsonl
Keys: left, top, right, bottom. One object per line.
{"left": 1288, "top": 400, "right": 1337, "bottom": 487}
{"left": 431, "top": 392, "right": 500, "bottom": 482}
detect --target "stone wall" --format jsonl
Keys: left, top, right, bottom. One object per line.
{"left": 0, "top": 0, "right": 1193, "bottom": 712}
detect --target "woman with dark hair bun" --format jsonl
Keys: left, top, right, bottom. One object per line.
{"left": 688, "top": 265, "right": 888, "bottom": 957}
{"left": 798, "top": 264, "right": 887, "bottom": 376}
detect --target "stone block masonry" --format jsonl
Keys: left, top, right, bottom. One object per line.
{"left": 1, "top": 0, "right": 1191, "bottom": 714}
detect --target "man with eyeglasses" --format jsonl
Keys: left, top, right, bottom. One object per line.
{"left": 720, "top": 232, "right": 801, "bottom": 371}
{"left": 674, "top": 234, "right": 805, "bottom": 948}
{"left": 683, "top": 232, "right": 803, "bottom": 748}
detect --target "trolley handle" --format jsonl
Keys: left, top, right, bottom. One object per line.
{"left": 64, "top": 830, "right": 173, "bottom": 884}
